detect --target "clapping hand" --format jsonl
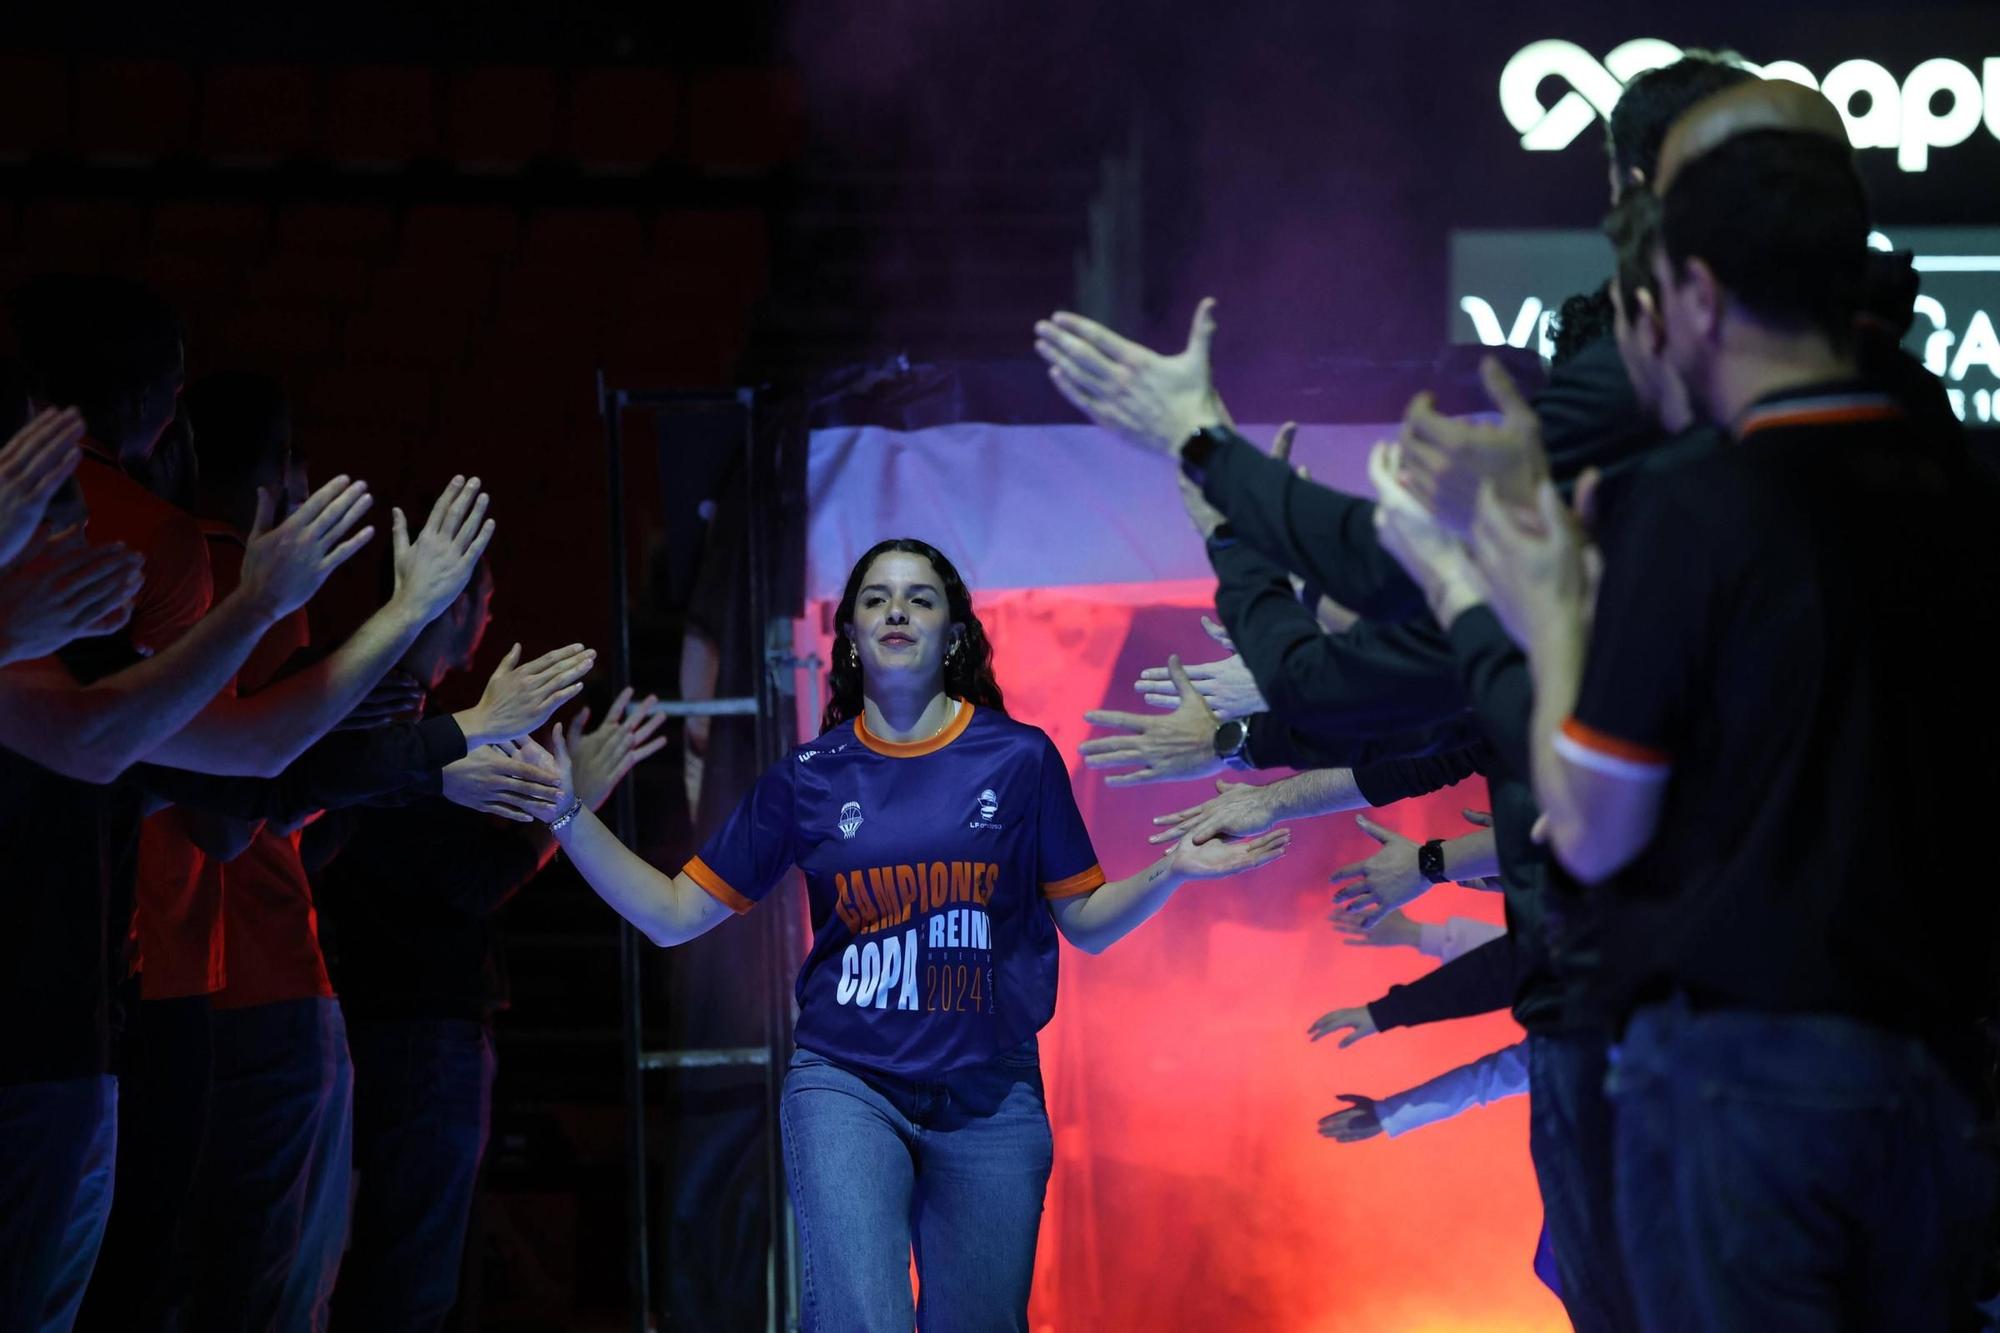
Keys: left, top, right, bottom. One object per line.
{"left": 236, "top": 476, "right": 376, "bottom": 621}
{"left": 1148, "top": 777, "right": 1280, "bottom": 847}
{"left": 0, "top": 408, "right": 86, "bottom": 567}
{"left": 1034, "top": 300, "right": 1231, "bottom": 455}
{"left": 0, "top": 528, "right": 142, "bottom": 664}
{"left": 1328, "top": 814, "right": 1432, "bottom": 930}
{"left": 390, "top": 476, "right": 497, "bottom": 623}
{"left": 1308, "top": 1003, "right": 1379, "bottom": 1048}
{"left": 1081, "top": 656, "right": 1223, "bottom": 786}
{"left": 456, "top": 643, "right": 596, "bottom": 747}
{"left": 565, "top": 687, "right": 671, "bottom": 809}
{"left": 442, "top": 741, "right": 565, "bottom": 822}
{"left": 1394, "top": 357, "right": 1548, "bottom": 538}
{"left": 1318, "top": 1094, "right": 1384, "bottom": 1142}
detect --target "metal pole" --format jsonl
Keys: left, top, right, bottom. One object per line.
{"left": 601, "top": 375, "right": 654, "bottom": 1333}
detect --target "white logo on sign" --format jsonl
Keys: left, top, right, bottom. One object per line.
{"left": 838, "top": 801, "right": 864, "bottom": 839}
{"left": 1500, "top": 40, "right": 2000, "bottom": 171}
{"left": 970, "top": 788, "right": 1001, "bottom": 829}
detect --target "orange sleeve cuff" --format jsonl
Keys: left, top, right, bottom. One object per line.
{"left": 1042, "top": 864, "right": 1107, "bottom": 900}
{"left": 1555, "top": 718, "right": 1672, "bottom": 779}
{"left": 684, "top": 855, "right": 755, "bottom": 914}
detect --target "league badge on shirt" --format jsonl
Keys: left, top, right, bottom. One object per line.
{"left": 969, "top": 788, "right": 1002, "bottom": 830}
{"left": 838, "top": 801, "right": 864, "bottom": 839}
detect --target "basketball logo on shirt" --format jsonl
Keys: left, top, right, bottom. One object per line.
{"left": 838, "top": 801, "right": 864, "bottom": 839}
{"left": 969, "top": 788, "right": 1001, "bottom": 830}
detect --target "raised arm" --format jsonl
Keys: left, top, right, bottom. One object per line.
{"left": 0, "top": 475, "right": 374, "bottom": 783}
{"left": 143, "top": 477, "right": 498, "bottom": 776}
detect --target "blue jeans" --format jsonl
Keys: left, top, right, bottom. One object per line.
{"left": 78, "top": 994, "right": 212, "bottom": 1333}
{"left": 1528, "top": 1031, "right": 1640, "bottom": 1333}
{"left": 0, "top": 1075, "right": 117, "bottom": 1333}
{"left": 780, "top": 1042, "right": 1053, "bottom": 1333}
{"left": 331, "top": 1018, "right": 496, "bottom": 1333}
{"left": 187, "top": 996, "right": 353, "bottom": 1333}
{"left": 1611, "top": 1000, "right": 1996, "bottom": 1333}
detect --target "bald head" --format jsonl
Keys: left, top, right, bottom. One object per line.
{"left": 1656, "top": 78, "right": 1850, "bottom": 193}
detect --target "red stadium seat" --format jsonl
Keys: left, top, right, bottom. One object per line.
{"left": 0, "top": 55, "right": 72, "bottom": 159}
{"left": 152, "top": 202, "right": 272, "bottom": 259}
{"left": 446, "top": 68, "right": 556, "bottom": 171}
{"left": 565, "top": 69, "right": 681, "bottom": 171}
{"left": 277, "top": 203, "right": 398, "bottom": 258}
{"left": 687, "top": 68, "right": 804, "bottom": 171}
{"left": 75, "top": 59, "right": 193, "bottom": 161}
{"left": 248, "top": 252, "right": 376, "bottom": 312}
{"left": 307, "top": 365, "right": 439, "bottom": 432}
{"left": 201, "top": 65, "right": 318, "bottom": 163}
{"left": 326, "top": 66, "right": 440, "bottom": 166}
{"left": 20, "top": 198, "right": 146, "bottom": 270}
{"left": 401, "top": 204, "right": 522, "bottom": 261}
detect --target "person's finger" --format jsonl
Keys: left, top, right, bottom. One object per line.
{"left": 482, "top": 800, "right": 537, "bottom": 823}
{"left": 626, "top": 708, "right": 669, "bottom": 746}
{"left": 626, "top": 737, "right": 669, "bottom": 767}
{"left": 1531, "top": 813, "right": 1551, "bottom": 844}
{"left": 303, "top": 479, "right": 370, "bottom": 540}
{"left": 446, "top": 480, "right": 486, "bottom": 543}
{"left": 1134, "top": 666, "right": 1174, "bottom": 683}
{"left": 391, "top": 506, "right": 410, "bottom": 562}
{"left": 322, "top": 524, "right": 376, "bottom": 571}
{"left": 1353, "top": 813, "right": 1396, "bottom": 844}
{"left": 249, "top": 485, "right": 277, "bottom": 540}
{"left": 496, "top": 643, "right": 523, "bottom": 675}
{"left": 1200, "top": 615, "right": 1234, "bottom": 649}
{"left": 568, "top": 705, "right": 593, "bottom": 738}
{"left": 1480, "top": 354, "right": 1535, "bottom": 427}
{"left": 1165, "top": 655, "right": 1201, "bottom": 709}
{"left": 1046, "top": 364, "right": 1112, "bottom": 423}
{"left": 1184, "top": 296, "right": 1218, "bottom": 362}
{"left": 427, "top": 476, "right": 468, "bottom": 536}
{"left": 522, "top": 644, "right": 592, "bottom": 680}
{"left": 1047, "top": 310, "right": 1146, "bottom": 367}
{"left": 605, "top": 686, "right": 634, "bottom": 728}
{"left": 1083, "top": 709, "right": 1150, "bottom": 732}
{"left": 461, "top": 516, "right": 497, "bottom": 566}
{"left": 1338, "top": 1028, "right": 1370, "bottom": 1049}
{"left": 1328, "top": 860, "right": 1368, "bottom": 884}
{"left": 1271, "top": 420, "right": 1298, "bottom": 463}
{"left": 53, "top": 553, "right": 144, "bottom": 609}
{"left": 1461, "top": 808, "right": 1494, "bottom": 827}
{"left": 1033, "top": 323, "right": 1124, "bottom": 390}
{"left": 1103, "top": 768, "right": 1169, "bottom": 788}
{"left": 1078, "top": 747, "right": 1145, "bottom": 769}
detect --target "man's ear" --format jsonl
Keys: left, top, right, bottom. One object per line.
{"left": 1683, "top": 256, "right": 1725, "bottom": 347}
{"left": 1636, "top": 287, "right": 1667, "bottom": 356}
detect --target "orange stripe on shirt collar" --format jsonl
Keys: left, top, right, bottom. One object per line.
{"left": 1736, "top": 394, "right": 1902, "bottom": 441}
{"left": 855, "top": 701, "right": 975, "bottom": 758}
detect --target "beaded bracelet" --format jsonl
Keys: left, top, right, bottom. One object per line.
{"left": 549, "top": 798, "right": 584, "bottom": 833}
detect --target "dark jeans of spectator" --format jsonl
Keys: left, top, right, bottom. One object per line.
{"left": 330, "top": 1018, "right": 495, "bottom": 1333}
{"left": 1529, "top": 1029, "right": 1641, "bottom": 1333}
{"left": 0, "top": 1074, "right": 118, "bottom": 1333}
{"left": 1612, "top": 999, "right": 1996, "bottom": 1333}
{"left": 185, "top": 996, "right": 352, "bottom": 1333}
{"left": 76, "top": 994, "right": 210, "bottom": 1333}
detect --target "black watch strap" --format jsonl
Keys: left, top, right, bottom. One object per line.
{"left": 1181, "top": 425, "right": 1229, "bottom": 485}
{"left": 1417, "top": 839, "right": 1448, "bottom": 885}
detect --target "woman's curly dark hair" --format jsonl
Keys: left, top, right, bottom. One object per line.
{"left": 821, "top": 537, "right": 1005, "bottom": 733}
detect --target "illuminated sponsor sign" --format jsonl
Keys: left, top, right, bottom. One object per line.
{"left": 1502, "top": 39, "right": 2000, "bottom": 171}
{"left": 1450, "top": 227, "right": 2000, "bottom": 425}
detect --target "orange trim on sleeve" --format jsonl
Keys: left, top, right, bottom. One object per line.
{"left": 854, "top": 701, "right": 975, "bottom": 758}
{"left": 1042, "top": 865, "right": 1107, "bottom": 900}
{"left": 1559, "top": 718, "right": 1670, "bottom": 766}
{"left": 683, "top": 855, "right": 755, "bottom": 914}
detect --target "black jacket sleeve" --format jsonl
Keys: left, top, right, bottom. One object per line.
{"left": 1367, "top": 933, "right": 1516, "bottom": 1031}
{"left": 1446, "top": 607, "right": 1535, "bottom": 783}
{"left": 1209, "top": 540, "right": 1476, "bottom": 736}
{"left": 1354, "top": 745, "right": 1493, "bottom": 807}
{"left": 1244, "top": 710, "right": 1484, "bottom": 771}
{"left": 1192, "top": 430, "right": 1429, "bottom": 621}
{"left": 132, "top": 715, "right": 466, "bottom": 823}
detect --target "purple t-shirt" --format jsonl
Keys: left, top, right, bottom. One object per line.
{"left": 685, "top": 704, "right": 1104, "bottom": 1077}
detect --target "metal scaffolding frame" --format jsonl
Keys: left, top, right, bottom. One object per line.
{"left": 595, "top": 377, "right": 802, "bottom": 1332}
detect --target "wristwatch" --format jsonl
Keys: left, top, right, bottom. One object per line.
{"left": 1180, "top": 424, "right": 1232, "bottom": 484}
{"left": 1417, "top": 839, "right": 1449, "bottom": 885}
{"left": 1212, "top": 717, "right": 1250, "bottom": 769}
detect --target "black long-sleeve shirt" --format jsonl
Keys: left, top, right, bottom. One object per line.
{"left": 308, "top": 798, "right": 557, "bottom": 1023}
{"left": 1209, "top": 539, "right": 1475, "bottom": 737}
{"left": 133, "top": 715, "right": 464, "bottom": 823}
